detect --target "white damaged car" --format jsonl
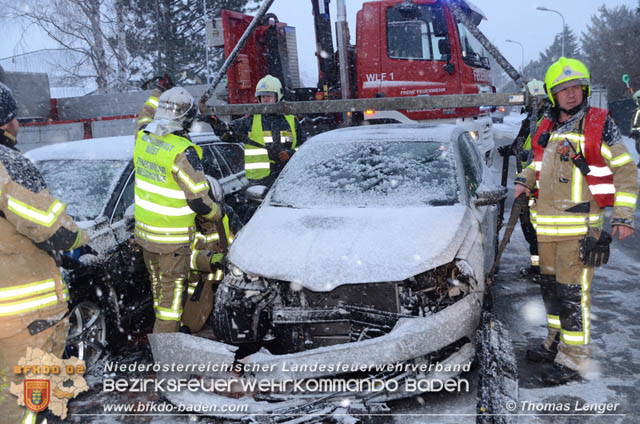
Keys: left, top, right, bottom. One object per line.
{"left": 149, "top": 123, "right": 508, "bottom": 415}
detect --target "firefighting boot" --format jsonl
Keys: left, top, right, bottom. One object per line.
{"left": 526, "top": 330, "right": 559, "bottom": 363}
{"left": 541, "top": 363, "right": 581, "bottom": 385}
{"left": 519, "top": 265, "right": 541, "bottom": 282}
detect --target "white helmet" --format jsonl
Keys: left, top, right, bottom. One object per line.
{"left": 526, "top": 79, "right": 546, "bottom": 98}
{"left": 156, "top": 87, "right": 195, "bottom": 121}
{"left": 633, "top": 90, "right": 640, "bottom": 106}
{"left": 255, "top": 75, "right": 283, "bottom": 101}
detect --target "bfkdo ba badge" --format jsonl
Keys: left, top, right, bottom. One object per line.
{"left": 24, "top": 379, "right": 50, "bottom": 412}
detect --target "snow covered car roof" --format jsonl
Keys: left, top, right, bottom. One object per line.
{"left": 26, "top": 132, "right": 222, "bottom": 162}
{"left": 227, "top": 123, "right": 481, "bottom": 290}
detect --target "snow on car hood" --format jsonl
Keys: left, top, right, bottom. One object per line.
{"left": 228, "top": 204, "right": 469, "bottom": 291}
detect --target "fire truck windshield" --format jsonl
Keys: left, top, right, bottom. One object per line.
{"left": 456, "top": 20, "right": 490, "bottom": 69}
{"left": 386, "top": 3, "right": 449, "bottom": 61}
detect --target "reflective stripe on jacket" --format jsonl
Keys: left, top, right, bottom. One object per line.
{"left": 190, "top": 214, "right": 234, "bottom": 273}
{"left": 245, "top": 114, "right": 297, "bottom": 180}
{"left": 520, "top": 107, "right": 638, "bottom": 240}
{"left": 134, "top": 131, "right": 205, "bottom": 246}
{"left": 0, "top": 146, "right": 84, "bottom": 322}
{"left": 531, "top": 108, "right": 615, "bottom": 207}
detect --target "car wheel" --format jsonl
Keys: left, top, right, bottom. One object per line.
{"left": 65, "top": 301, "right": 107, "bottom": 369}
{"left": 475, "top": 311, "right": 518, "bottom": 424}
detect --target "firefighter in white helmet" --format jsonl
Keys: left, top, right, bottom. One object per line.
{"left": 498, "top": 79, "right": 550, "bottom": 281}
{"left": 629, "top": 89, "right": 640, "bottom": 167}
{"left": 514, "top": 58, "right": 637, "bottom": 385}
{"left": 208, "top": 75, "right": 306, "bottom": 189}
{"left": 134, "top": 86, "right": 222, "bottom": 333}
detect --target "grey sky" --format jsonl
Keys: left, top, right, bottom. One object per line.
{"left": 2, "top": 1, "right": 636, "bottom": 85}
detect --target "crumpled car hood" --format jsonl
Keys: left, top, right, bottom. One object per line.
{"left": 228, "top": 205, "right": 469, "bottom": 291}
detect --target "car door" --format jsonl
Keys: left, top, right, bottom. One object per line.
{"left": 205, "top": 142, "right": 248, "bottom": 195}
{"left": 457, "top": 133, "right": 498, "bottom": 274}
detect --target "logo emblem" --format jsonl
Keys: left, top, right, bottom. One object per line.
{"left": 24, "top": 379, "right": 50, "bottom": 412}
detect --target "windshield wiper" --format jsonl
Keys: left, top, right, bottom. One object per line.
{"left": 424, "top": 199, "right": 457, "bottom": 206}
{"left": 270, "top": 201, "right": 297, "bottom": 208}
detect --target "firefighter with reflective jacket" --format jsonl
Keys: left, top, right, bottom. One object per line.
{"left": 181, "top": 178, "right": 234, "bottom": 334}
{"left": 208, "top": 75, "right": 305, "bottom": 189}
{"left": 0, "top": 82, "right": 89, "bottom": 423}
{"left": 629, "top": 90, "right": 640, "bottom": 168}
{"left": 514, "top": 58, "right": 638, "bottom": 385}
{"left": 498, "top": 79, "right": 549, "bottom": 281}
{"left": 134, "top": 85, "right": 222, "bottom": 333}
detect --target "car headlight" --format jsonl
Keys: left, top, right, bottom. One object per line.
{"left": 229, "top": 263, "right": 245, "bottom": 278}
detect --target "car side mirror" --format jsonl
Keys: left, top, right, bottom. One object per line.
{"left": 124, "top": 204, "right": 135, "bottom": 222}
{"left": 246, "top": 185, "right": 267, "bottom": 203}
{"left": 473, "top": 185, "right": 508, "bottom": 206}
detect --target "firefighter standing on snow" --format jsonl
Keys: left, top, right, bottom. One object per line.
{"left": 499, "top": 79, "right": 549, "bottom": 281}
{"left": 514, "top": 58, "right": 638, "bottom": 384}
{"left": 0, "top": 82, "right": 89, "bottom": 423}
{"left": 208, "top": 75, "right": 305, "bottom": 189}
{"left": 134, "top": 82, "right": 221, "bottom": 333}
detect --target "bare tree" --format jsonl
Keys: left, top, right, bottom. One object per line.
{"left": 2, "top": 0, "right": 118, "bottom": 93}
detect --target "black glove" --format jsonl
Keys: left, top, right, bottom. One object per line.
{"left": 498, "top": 144, "right": 513, "bottom": 157}
{"left": 580, "top": 231, "right": 612, "bottom": 267}
{"left": 157, "top": 73, "right": 174, "bottom": 91}
{"left": 206, "top": 115, "right": 229, "bottom": 136}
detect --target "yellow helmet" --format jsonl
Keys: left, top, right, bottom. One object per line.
{"left": 255, "top": 75, "right": 283, "bottom": 101}
{"left": 544, "top": 57, "right": 590, "bottom": 107}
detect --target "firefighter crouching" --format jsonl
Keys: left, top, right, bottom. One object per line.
{"left": 513, "top": 58, "right": 638, "bottom": 385}
{"left": 134, "top": 85, "right": 222, "bottom": 333}
{"left": 0, "top": 82, "right": 89, "bottom": 423}
{"left": 181, "top": 178, "right": 234, "bottom": 334}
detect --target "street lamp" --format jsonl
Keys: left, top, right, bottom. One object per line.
{"left": 536, "top": 6, "right": 566, "bottom": 57}
{"left": 505, "top": 39, "right": 524, "bottom": 72}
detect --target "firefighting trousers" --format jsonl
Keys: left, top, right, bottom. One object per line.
{"left": 143, "top": 247, "right": 190, "bottom": 333}
{"left": 0, "top": 305, "right": 69, "bottom": 424}
{"left": 181, "top": 267, "right": 224, "bottom": 334}
{"left": 538, "top": 239, "right": 595, "bottom": 371}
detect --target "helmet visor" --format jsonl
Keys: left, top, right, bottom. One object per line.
{"left": 550, "top": 78, "right": 589, "bottom": 95}
{"left": 155, "top": 97, "right": 194, "bottom": 121}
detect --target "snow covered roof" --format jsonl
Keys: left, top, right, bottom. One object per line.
{"left": 26, "top": 135, "right": 135, "bottom": 162}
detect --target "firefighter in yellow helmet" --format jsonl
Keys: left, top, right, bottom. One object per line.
{"left": 207, "top": 74, "right": 306, "bottom": 221}
{"left": 0, "top": 82, "right": 89, "bottom": 423}
{"left": 134, "top": 86, "right": 222, "bottom": 334}
{"left": 210, "top": 74, "right": 305, "bottom": 186}
{"left": 513, "top": 58, "right": 638, "bottom": 384}
{"left": 629, "top": 90, "right": 640, "bottom": 167}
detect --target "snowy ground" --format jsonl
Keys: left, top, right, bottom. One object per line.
{"left": 53, "top": 113, "right": 640, "bottom": 423}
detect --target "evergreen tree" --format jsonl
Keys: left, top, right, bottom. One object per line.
{"left": 125, "top": 0, "right": 257, "bottom": 85}
{"left": 582, "top": 5, "right": 640, "bottom": 101}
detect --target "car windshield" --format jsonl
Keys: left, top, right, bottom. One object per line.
{"left": 36, "top": 159, "right": 130, "bottom": 220}
{"left": 271, "top": 139, "right": 459, "bottom": 208}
